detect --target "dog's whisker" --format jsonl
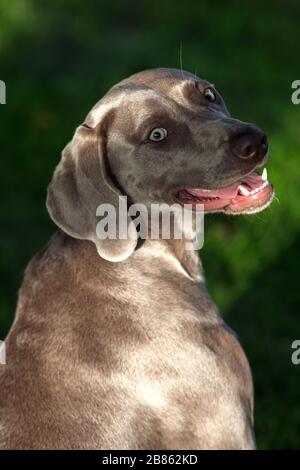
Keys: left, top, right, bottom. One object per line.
{"left": 179, "top": 40, "right": 184, "bottom": 80}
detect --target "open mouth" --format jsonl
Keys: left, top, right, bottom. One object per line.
{"left": 176, "top": 168, "right": 274, "bottom": 214}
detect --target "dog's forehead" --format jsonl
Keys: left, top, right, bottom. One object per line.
{"left": 115, "top": 68, "right": 214, "bottom": 106}
{"left": 117, "top": 68, "right": 209, "bottom": 89}
{"left": 85, "top": 68, "right": 213, "bottom": 127}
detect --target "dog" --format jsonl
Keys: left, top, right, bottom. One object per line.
{"left": 0, "top": 68, "right": 274, "bottom": 449}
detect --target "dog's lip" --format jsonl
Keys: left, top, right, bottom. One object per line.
{"left": 173, "top": 168, "right": 274, "bottom": 213}
{"left": 223, "top": 182, "right": 274, "bottom": 214}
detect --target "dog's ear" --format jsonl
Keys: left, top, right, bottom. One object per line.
{"left": 46, "top": 115, "right": 137, "bottom": 262}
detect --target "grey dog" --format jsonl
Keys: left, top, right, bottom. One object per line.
{"left": 0, "top": 68, "right": 274, "bottom": 449}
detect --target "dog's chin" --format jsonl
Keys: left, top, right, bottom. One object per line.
{"left": 174, "top": 169, "right": 275, "bottom": 215}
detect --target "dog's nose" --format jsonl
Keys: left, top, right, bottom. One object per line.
{"left": 230, "top": 129, "right": 268, "bottom": 160}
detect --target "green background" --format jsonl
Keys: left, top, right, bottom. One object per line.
{"left": 1, "top": 0, "right": 300, "bottom": 449}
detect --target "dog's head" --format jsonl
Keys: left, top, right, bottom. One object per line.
{"left": 47, "top": 68, "right": 274, "bottom": 261}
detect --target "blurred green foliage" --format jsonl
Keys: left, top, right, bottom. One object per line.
{"left": 1, "top": 0, "right": 300, "bottom": 449}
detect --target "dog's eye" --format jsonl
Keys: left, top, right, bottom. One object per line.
{"left": 149, "top": 128, "right": 167, "bottom": 142}
{"left": 204, "top": 88, "right": 216, "bottom": 102}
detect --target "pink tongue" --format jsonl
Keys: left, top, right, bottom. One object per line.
{"left": 186, "top": 172, "right": 264, "bottom": 199}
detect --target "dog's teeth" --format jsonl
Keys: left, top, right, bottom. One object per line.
{"left": 239, "top": 185, "right": 250, "bottom": 196}
{"left": 262, "top": 168, "right": 268, "bottom": 181}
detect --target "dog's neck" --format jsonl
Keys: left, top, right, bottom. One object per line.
{"left": 133, "top": 211, "right": 203, "bottom": 281}
{"left": 165, "top": 238, "right": 203, "bottom": 281}
{"left": 136, "top": 237, "right": 203, "bottom": 282}
{"left": 57, "top": 231, "right": 203, "bottom": 282}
